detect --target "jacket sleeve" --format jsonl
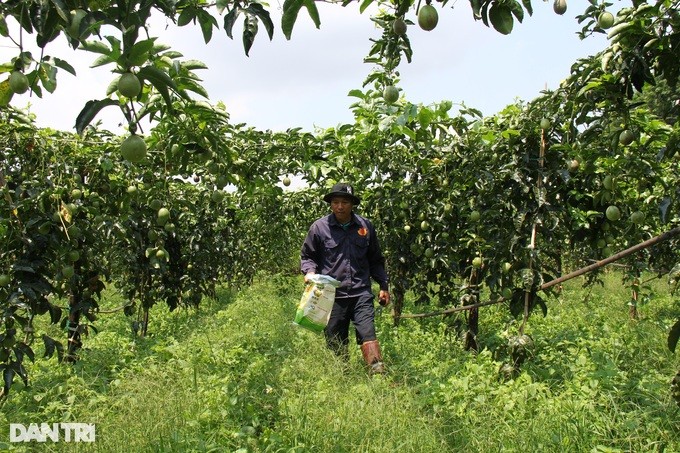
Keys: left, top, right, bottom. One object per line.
{"left": 300, "top": 223, "right": 320, "bottom": 275}
{"left": 367, "top": 222, "right": 389, "bottom": 291}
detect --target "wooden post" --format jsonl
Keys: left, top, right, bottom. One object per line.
{"left": 65, "top": 261, "right": 83, "bottom": 363}
{"left": 630, "top": 270, "right": 640, "bottom": 320}
{"left": 391, "top": 284, "right": 404, "bottom": 327}
{"left": 464, "top": 268, "right": 479, "bottom": 351}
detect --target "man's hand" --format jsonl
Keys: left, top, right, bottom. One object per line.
{"left": 378, "top": 290, "right": 390, "bottom": 307}
{"left": 304, "top": 272, "right": 316, "bottom": 283}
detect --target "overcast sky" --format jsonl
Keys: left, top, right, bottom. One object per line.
{"left": 2, "top": 1, "right": 612, "bottom": 133}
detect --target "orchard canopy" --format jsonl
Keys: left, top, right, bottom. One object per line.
{"left": 0, "top": 0, "right": 679, "bottom": 397}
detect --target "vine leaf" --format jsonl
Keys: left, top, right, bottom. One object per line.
{"left": 282, "top": 0, "right": 320, "bottom": 40}
{"left": 75, "top": 99, "right": 118, "bottom": 134}
{"left": 42, "top": 334, "right": 65, "bottom": 362}
{"left": 243, "top": 12, "right": 259, "bottom": 56}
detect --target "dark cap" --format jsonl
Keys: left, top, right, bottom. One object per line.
{"left": 323, "top": 182, "right": 360, "bottom": 205}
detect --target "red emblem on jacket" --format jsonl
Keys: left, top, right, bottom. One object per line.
{"left": 358, "top": 227, "right": 368, "bottom": 237}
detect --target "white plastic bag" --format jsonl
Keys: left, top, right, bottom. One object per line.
{"left": 294, "top": 274, "right": 340, "bottom": 332}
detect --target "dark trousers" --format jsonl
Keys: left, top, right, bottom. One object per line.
{"left": 324, "top": 294, "right": 376, "bottom": 355}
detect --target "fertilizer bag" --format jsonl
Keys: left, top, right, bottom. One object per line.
{"left": 294, "top": 274, "right": 340, "bottom": 332}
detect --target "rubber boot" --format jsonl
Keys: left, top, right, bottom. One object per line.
{"left": 360, "top": 340, "right": 386, "bottom": 375}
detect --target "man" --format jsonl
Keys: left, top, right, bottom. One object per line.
{"left": 300, "top": 182, "right": 390, "bottom": 374}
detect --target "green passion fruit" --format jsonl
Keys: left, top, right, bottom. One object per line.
{"left": 418, "top": 5, "right": 439, "bottom": 31}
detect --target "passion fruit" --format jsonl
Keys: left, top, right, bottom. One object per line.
{"left": 553, "top": 0, "right": 567, "bottom": 15}
{"left": 418, "top": 5, "right": 439, "bottom": 31}
{"left": 120, "top": 134, "right": 147, "bottom": 163}
{"left": 383, "top": 85, "right": 399, "bottom": 104}
{"left": 211, "top": 190, "right": 225, "bottom": 203}
{"left": 118, "top": 72, "right": 142, "bottom": 98}
{"left": 619, "top": 129, "right": 635, "bottom": 146}
{"left": 630, "top": 210, "right": 645, "bottom": 224}
{"left": 150, "top": 199, "right": 163, "bottom": 211}
{"left": 597, "top": 11, "right": 614, "bottom": 29}
{"left": 605, "top": 205, "right": 621, "bottom": 222}
{"left": 8, "top": 71, "right": 29, "bottom": 94}
{"left": 157, "top": 207, "right": 171, "bottom": 225}
{"left": 62, "top": 265, "right": 75, "bottom": 279}
{"left": 393, "top": 18, "right": 407, "bottom": 36}
{"left": 568, "top": 159, "right": 580, "bottom": 172}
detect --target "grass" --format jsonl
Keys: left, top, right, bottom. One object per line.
{"left": 1, "top": 270, "right": 679, "bottom": 452}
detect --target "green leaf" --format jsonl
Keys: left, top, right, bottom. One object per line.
{"left": 80, "top": 40, "right": 112, "bottom": 55}
{"left": 14, "top": 342, "right": 35, "bottom": 363}
{"left": 138, "top": 65, "right": 177, "bottom": 90}
{"left": 3, "top": 365, "right": 15, "bottom": 395}
{"left": 418, "top": 106, "right": 435, "bottom": 128}
{"left": 0, "top": 14, "right": 8, "bottom": 37}
{"left": 282, "top": 0, "right": 303, "bottom": 40}
{"left": 359, "top": 0, "right": 374, "bottom": 14}
{"left": 243, "top": 13, "right": 259, "bottom": 56}
{"left": 509, "top": 290, "right": 523, "bottom": 318}
{"left": 248, "top": 3, "right": 274, "bottom": 40}
{"left": 197, "top": 9, "right": 217, "bottom": 43}
{"left": 177, "top": 7, "right": 195, "bottom": 27}
{"left": 510, "top": 0, "right": 524, "bottom": 23}
{"left": 347, "top": 89, "right": 366, "bottom": 99}
{"left": 521, "top": 0, "right": 533, "bottom": 16}
{"left": 38, "top": 62, "right": 57, "bottom": 93}
{"left": 0, "top": 79, "right": 14, "bottom": 107}
{"left": 224, "top": 7, "right": 240, "bottom": 39}
{"left": 182, "top": 60, "right": 209, "bottom": 70}
{"left": 480, "top": 0, "right": 490, "bottom": 27}
{"left": 48, "top": 303, "right": 62, "bottom": 324}
{"left": 138, "top": 65, "right": 179, "bottom": 107}
{"left": 127, "top": 38, "right": 157, "bottom": 67}
{"left": 489, "top": 3, "right": 513, "bottom": 35}
{"left": 281, "top": 0, "right": 321, "bottom": 39}
{"left": 50, "top": 0, "right": 70, "bottom": 23}
{"left": 53, "top": 57, "right": 76, "bottom": 76}
{"left": 471, "top": 0, "right": 482, "bottom": 19}
{"left": 182, "top": 80, "right": 209, "bottom": 99}
{"left": 659, "top": 197, "right": 671, "bottom": 223}
{"left": 303, "top": 0, "right": 321, "bottom": 29}
{"left": 75, "top": 98, "right": 118, "bottom": 134}
{"left": 534, "top": 295, "right": 547, "bottom": 317}
{"left": 216, "top": 0, "right": 229, "bottom": 14}
{"left": 42, "top": 334, "right": 64, "bottom": 361}
{"left": 90, "top": 54, "right": 114, "bottom": 68}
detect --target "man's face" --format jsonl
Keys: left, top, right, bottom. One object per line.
{"left": 330, "top": 196, "right": 353, "bottom": 222}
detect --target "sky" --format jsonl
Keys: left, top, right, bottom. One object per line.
{"left": 1, "top": 1, "right": 613, "bottom": 133}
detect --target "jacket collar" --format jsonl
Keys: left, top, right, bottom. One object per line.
{"left": 329, "top": 212, "right": 356, "bottom": 227}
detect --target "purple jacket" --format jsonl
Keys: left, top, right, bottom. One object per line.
{"left": 300, "top": 213, "right": 389, "bottom": 299}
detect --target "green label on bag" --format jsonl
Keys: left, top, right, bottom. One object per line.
{"left": 293, "top": 278, "right": 336, "bottom": 332}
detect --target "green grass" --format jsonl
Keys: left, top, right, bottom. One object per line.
{"left": 1, "top": 271, "right": 679, "bottom": 452}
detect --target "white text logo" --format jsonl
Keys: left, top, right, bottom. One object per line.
{"left": 9, "top": 423, "right": 96, "bottom": 443}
